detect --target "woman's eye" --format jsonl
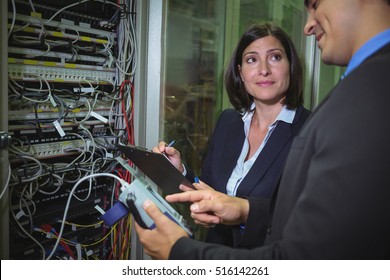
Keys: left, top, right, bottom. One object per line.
{"left": 270, "top": 54, "right": 282, "bottom": 61}
{"left": 312, "top": 0, "right": 318, "bottom": 10}
{"left": 246, "top": 57, "right": 256, "bottom": 63}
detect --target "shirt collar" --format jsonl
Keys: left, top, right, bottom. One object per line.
{"left": 242, "top": 103, "right": 296, "bottom": 125}
{"left": 344, "top": 28, "right": 390, "bottom": 78}
{"left": 277, "top": 105, "right": 296, "bottom": 124}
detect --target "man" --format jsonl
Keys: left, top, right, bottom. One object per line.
{"left": 135, "top": 0, "right": 390, "bottom": 259}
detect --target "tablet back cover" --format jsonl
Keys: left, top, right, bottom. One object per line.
{"left": 116, "top": 144, "right": 194, "bottom": 195}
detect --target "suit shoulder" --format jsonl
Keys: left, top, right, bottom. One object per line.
{"left": 218, "top": 108, "right": 242, "bottom": 122}
{"left": 296, "top": 106, "right": 311, "bottom": 121}
{"left": 220, "top": 108, "right": 241, "bottom": 117}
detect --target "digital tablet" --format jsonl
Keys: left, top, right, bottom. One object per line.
{"left": 115, "top": 144, "right": 195, "bottom": 195}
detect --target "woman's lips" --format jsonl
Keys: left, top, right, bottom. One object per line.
{"left": 257, "top": 81, "right": 274, "bottom": 86}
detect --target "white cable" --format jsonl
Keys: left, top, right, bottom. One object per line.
{"left": 46, "top": 173, "right": 126, "bottom": 260}
{"left": 9, "top": 138, "right": 31, "bottom": 156}
{"left": 72, "top": 97, "right": 92, "bottom": 124}
{"left": 25, "top": 42, "right": 51, "bottom": 58}
{"left": 14, "top": 155, "right": 43, "bottom": 183}
{"left": 38, "top": 173, "right": 62, "bottom": 195}
{"left": 62, "top": 132, "right": 87, "bottom": 168}
{"left": 19, "top": 182, "right": 37, "bottom": 217}
{"left": 72, "top": 157, "right": 102, "bottom": 202}
{"left": 8, "top": 0, "right": 16, "bottom": 38}
{"left": 9, "top": 196, "right": 46, "bottom": 260}
{"left": 8, "top": 75, "right": 52, "bottom": 103}
{"left": 79, "top": 124, "right": 95, "bottom": 163}
{"left": 0, "top": 164, "right": 11, "bottom": 201}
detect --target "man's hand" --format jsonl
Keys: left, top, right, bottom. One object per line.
{"left": 152, "top": 141, "right": 184, "bottom": 173}
{"left": 134, "top": 200, "right": 189, "bottom": 259}
{"left": 167, "top": 180, "right": 249, "bottom": 227}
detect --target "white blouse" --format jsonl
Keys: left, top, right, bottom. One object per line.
{"left": 226, "top": 104, "right": 296, "bottom": 196}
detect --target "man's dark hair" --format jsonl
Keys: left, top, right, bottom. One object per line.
{"left": 305, "top": 0, "right": 390, "bottom": 6}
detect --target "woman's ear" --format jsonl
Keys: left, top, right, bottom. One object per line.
{"left": 238, "top": 65, "right": 244, "bottom": 81}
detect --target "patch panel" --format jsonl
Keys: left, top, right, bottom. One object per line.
{"left": 9, "top": 121, "right": 108, "bottom": 131}
{"left": 9, "top": 47, "right": 108, "bottom": 65}
{"left": 32, "top": 139, "right": 86, "bottom": 159}
{"left": 9, "top": 58, "right": 113, "bottom": 71}
{"left": 10, "top": 182, "right": 110, "bottom": 214}
{"left": 8, "top": 121, "right": 113, "bottom": 144}
{"left": 10, "top": 24, "right": 110, "bottom": 45}
{"left": 38, "top": 137, "right": 114, "bottom": 159}
{"left": 8, "top": 64, "right": 116, "bottom": 84}
{"left": 8, "top": 12, "right": 117, "bottom": 42}
{"left": 9, "top": 136, "right": 116, "bottom": 160}
{"left": 9, "top": 108, "right": 112, "bottom": 122}
{"left": 9, "top": 0, "right": 119, "bottom": 33}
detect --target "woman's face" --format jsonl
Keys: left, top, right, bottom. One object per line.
{"left": 239, "top": 35, "right": 290, "bottom": 106}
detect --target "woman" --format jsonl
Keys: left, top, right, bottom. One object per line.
{"left": 155, "top": 23, "right": 310, "bottom": 248}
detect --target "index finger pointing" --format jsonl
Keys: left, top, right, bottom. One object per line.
{"left": 166, "top": 190, "right": 210, "bottom": 203}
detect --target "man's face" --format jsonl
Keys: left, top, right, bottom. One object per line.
{"left": 304, "top": 0, "right": 358, "bottom": 66}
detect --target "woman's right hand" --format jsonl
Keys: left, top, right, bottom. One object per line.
{"left": 152, "top": 141, "right": 184, "bottom": 173}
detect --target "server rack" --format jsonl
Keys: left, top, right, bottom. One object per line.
{"left": 3, "top": 0, "right": 141, "bottom": 260}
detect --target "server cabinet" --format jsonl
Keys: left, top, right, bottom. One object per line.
{"left": 4, "top": 0, "right": 140, "bottom": 260}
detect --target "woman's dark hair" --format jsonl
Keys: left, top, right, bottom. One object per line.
{"left": 225, "top": 23, "right": 303, "bottom": 111}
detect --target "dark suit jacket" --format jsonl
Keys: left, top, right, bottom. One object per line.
{"left": 170, "top": 42, "right": 390, "bottom": 259}
{"left": 195, "top": 105, "right": 310, "bottom": 248}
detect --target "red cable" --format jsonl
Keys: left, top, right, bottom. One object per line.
{"left": 41, "top": 224, "right": 76, "bottom": 260}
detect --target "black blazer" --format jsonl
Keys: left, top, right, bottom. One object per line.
{"left": 170, "top": 43, "right": 390, "bottom": 259}
{"left": 195, "top": 105, "right": 310, "bottom": 248}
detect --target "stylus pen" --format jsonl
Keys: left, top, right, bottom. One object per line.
{"left": 162, "top": 140, "right": 176, "bottom": 161}
{"left": 167, "top": 140, "right": 176, "bottom": 147}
